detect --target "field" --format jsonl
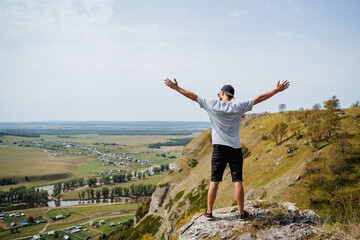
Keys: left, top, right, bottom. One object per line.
{"left": 0, "top": 133, "right": 192, "bottom": 189}
{"left": 0, "top": 145, "right": 86, "bottom": 184}
{"left": 0, "top": 121, "right": 208, "bottom": 239}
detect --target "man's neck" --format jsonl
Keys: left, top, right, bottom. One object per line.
{"left": 222, "top": 98, "right": 231, "bottom": 103}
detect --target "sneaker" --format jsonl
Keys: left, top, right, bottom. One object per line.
{"left": 237, "top": 210, "right": 250, "bottom": 221}
{"left": 202, "top": 210, "right": 215, "bottom": 221}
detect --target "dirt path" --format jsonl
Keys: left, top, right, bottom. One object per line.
{"left": 38, "top": 207, "right": 51, "bottom": 234}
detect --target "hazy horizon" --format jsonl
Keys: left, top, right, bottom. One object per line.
{"left": 1, "top": 0, "right": 359, "bottom": 122}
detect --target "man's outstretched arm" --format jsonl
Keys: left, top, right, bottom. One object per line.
{"left": 254, "top": 80, "right": 290, "bottom": 105}
{"left": 165, "top": 78, "right": 198, "bottom": 102}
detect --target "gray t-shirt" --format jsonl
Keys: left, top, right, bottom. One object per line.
{"left": 197, "top": 97, "right": 254, "bottom": 149}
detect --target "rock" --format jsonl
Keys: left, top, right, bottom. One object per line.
{"left": 178, "top": 201, "right": 322, "bottom": 240}
{"left": 338, "top": 110, "right": 345, "bottom": 116}
{"left": 148, "top": 184, "right": 170, "bottom": 214}
{"left": 295, "top": 175, "right": 301, "bottom": 181}
{"left": 282, "top": 202, "right": 299, "bottom": 214}
{"left": 237, "top": 223, "right": 314, "bottom": 240}
{"left": 295, "top": 210, "right": 320, "bottom": 225}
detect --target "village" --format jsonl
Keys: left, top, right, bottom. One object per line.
{"left": 5, "top": 139, "right": 173, "bottom": 176}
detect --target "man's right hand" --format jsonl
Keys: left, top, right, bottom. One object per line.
{"left": 254, "top": 80, "right": 290, "bottom": 105}
{"left": 275, "top": 80, "right": 290, "bottom": 92}
{"left": 165, "top": 78, "right": 179, "bottom": 90}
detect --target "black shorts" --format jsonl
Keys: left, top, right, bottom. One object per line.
{"left": 211, "top": 144, "right": 243, "bottom": 182}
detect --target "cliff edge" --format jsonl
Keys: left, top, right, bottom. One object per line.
{"left": 179, "top": 200, "right": 338, "bottom": 240}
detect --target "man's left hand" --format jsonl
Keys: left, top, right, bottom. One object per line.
{"left": 165, "top": 78, "right": 179, "bottom": 90}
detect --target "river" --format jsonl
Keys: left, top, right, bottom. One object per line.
{"left": 3, "top": 164, "right": 177, "bottom": 211}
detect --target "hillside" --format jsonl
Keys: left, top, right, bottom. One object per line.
{"left": 110, "top": 105, "right": 360, "bottom": 240}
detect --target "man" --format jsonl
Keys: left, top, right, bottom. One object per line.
{"left": 164, "top": 78, "right": 290, "bottom": 220}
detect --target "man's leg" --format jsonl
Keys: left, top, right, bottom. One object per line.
{"left": 234, "top": 181, "right": 244, "bottom": 215}
{"left": 207, "top": 181, "right": 220, "bottom": 213}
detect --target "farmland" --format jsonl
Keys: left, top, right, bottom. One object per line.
{"left": 0, "top": 121, "right": 209, "bottom": 239}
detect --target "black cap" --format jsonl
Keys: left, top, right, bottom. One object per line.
{"left": 221, "top": 85, "right": 235, "bottom": 97}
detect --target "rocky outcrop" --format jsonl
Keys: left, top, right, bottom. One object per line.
{"left": 178, "top": 200, "right": 341, "bottom": 240}
{"left": 148, "top": 184, "right": 170, "bottom": 215}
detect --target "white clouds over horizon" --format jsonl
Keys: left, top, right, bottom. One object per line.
{"left": 0, "top": 0, "right": 359, "bottom": 121}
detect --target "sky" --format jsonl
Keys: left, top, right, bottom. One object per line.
{"left": 0, "top": 0, "right": 359, "bottom": 122}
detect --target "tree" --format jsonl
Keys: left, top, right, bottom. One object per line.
{"left": 290, "top": 122, "right": 302, "bottom": 139}
{"left": 130, "top": 184, "right": 135, "bottom": 195}
{"left": 138, "top": 172, "right": 142, "bottom": 179}
{"left": 126, "top": 172, "right": 132, "bottom": 181}
{"left": 102, "top": 187, "right": 109, "bottom": 198}
{"left": 78, "top": 192, "right": 82, "bottom": 200}
{"left": 86, "top": 188, "right": 91, "bottom": 199}
{"left": 312, "top": 103, "right": 322, "bottom": 111}
{"left": 323, "top": 95, "right": 340, "bottom": 111}
{"left": 102, "top": 176, "right": 111, "bottom": 185}
{"left": 335, "top": 130, "right": 352, "bottom": 158}
{"left": 87, "top": 177, "right": 97, "bottom": 188}
{"left": 53, "top": 182, "right": 62, "bottom": 196}
{"left": 96, "top": 190, "right": 101, "bottom": 199}
{"left": 307, "top": 123, "right": 323, "bottom": 151}
{"left": 295, "top": 110, "right": 311, "bottom": 127}
{"left": 78, "top": 178, "right": 84, "bottom": 187}
{"left": 270, "top": 122, "right": 288, "bottom": 144}
{"left": 351, "top": 100, "right": 359, "bottom": 107}
{"left": 90, "top": 188, "right": 95, "bottom": 199}
{"left": 279, "top": 103, "right": 286, "bottom": 113}
{"left": 81, "top": 190, "right": 86, "bottom": 200}
{"left": 286, "top": 111, "right": 293, "bottom": 124}
{"left": 160, "top": 164, "right": 165, "bottom": 172}
{"left": 153, "top": 167, "right": 160, "bottom": 174}
{"left": 110, "top": 188, "right": 114, "bottom": 198}
{"left": 123, "top": 187, "right": 129, "bottom": 196}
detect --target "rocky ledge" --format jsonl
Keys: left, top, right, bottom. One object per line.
{"left": 178, "top": 200, "right": 342, "bottom": 240}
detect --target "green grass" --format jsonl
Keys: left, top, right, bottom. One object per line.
{"left": 46, "top": 203, "right": 138, "bottom": 218}
{"left": 0, "top": 224, "right": 44, "bottom": 240}
{"left": 85, "top": 215, "right": 134, "bottom": 235}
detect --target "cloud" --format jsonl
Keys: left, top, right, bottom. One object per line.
{"left": 275, "top": 31, "right": 291, "bottom": 37}
{"left": 290, "top": 3, "right": 302, "bottom": 12}
{"left": 298, "top": 34, "right": 307, "bottom": 39}
{"left": 170, "top": 8, "right": 187, "bottom": 13}
{"left": 227, "top": 11, "right": 247, "bottom": 17}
